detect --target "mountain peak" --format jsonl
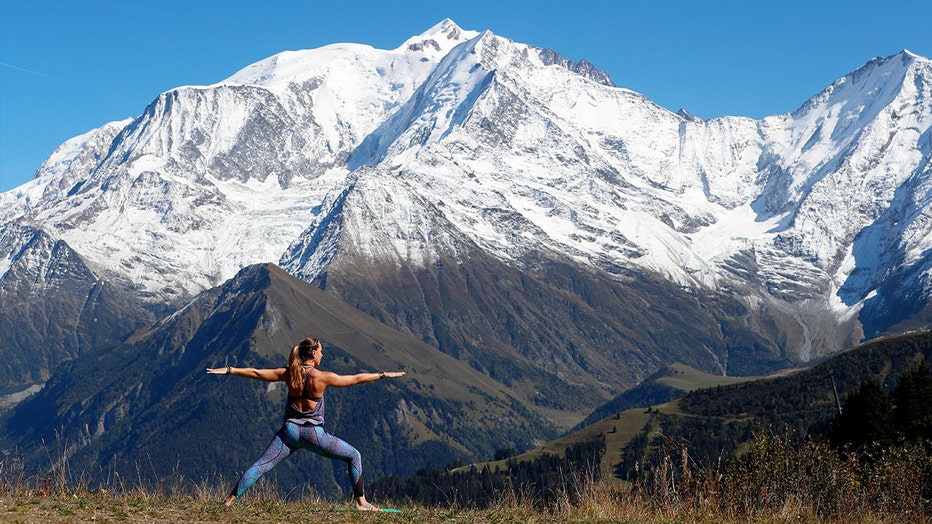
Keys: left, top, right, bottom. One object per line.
{"left": 217, "top": 20, "right": 480, "bottom": 90}
{"left": 399, "top": 19, "right": 479, "bottom": 60}
{"left": 900, "top": 49, "right": 926, "bottom": 62}
{"left": 853, "top": 49, "right": 928, "bottom": 83}
{"left": 419, "top": 18, "right": 468, "bottom": 41}
{"left": 790, "top": 48, "right": 926, "bottom": 121}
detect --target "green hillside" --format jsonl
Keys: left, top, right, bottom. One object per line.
{"left": 413, "top": 331, "right": 932, "bottom": 496}
{"left": 654, "top": 362, "right": 761, "bottom": 391}
{"left": 480, "top": 363, "right": 757, "bottom": 474}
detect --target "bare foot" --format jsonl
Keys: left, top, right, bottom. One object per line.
{"left": 223, "top": 494, "right": 236, "bottom": 507}
{"left": 354, "top": 496, "right": 378, "bottom": 511}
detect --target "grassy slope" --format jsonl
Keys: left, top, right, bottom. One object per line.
{"left": 466, "top": 362, "right": 761, "bottom": 475}
{"left": 653, "top": 362, "right": 761, "bottom": 391}
{"left": 471, "top": 330, "right": 932, "bottom": 485}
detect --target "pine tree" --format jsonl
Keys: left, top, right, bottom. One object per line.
{"left": 830, "top": 378, "right": 894, "bottom": 452}
{"left": 892, "top": 360, "right": 932, "bottom": 442}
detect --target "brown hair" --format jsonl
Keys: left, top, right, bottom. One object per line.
{"left": 287, "top": 337, "right": 320, "bottom": 390}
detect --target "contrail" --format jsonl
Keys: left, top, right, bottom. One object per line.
{"left": 0, "top": 62, "right": 58, "bottom": 80}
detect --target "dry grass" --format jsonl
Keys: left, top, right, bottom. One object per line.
{"left": 0, "top": 481, "right": 921, "bottom": 524}
{"left": 2, "top": 431, "right": 930, "bottom": 524}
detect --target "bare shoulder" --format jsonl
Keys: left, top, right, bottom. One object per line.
{"left": 313, "top": 369, "right": 341, "bottom": 381}
{"left": 257, "top": 367, "right": 288, "bottom": 381}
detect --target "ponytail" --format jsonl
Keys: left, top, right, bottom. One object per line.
{"left": 286, "top": 337, "right": 321, "bottom": 390}
{"left": 287, "top": 344, "right": 303, "bottom": 390}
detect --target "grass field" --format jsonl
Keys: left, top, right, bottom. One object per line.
{"left": 2, "top": 443, "right": 926, "bottom": 524}
{"left": 1, "top": 484, "right": 917, "bottom": 524}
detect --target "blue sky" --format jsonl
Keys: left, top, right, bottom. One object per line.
{"left": 1, "top": 1, "right": 930, "bottom": 192}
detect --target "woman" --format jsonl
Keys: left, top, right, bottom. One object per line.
{"left": 206, "top": 337, "right": 405, "bottom": 510}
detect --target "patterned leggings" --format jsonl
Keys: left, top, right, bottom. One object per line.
{"left": 231, "top": 422, "right": 364, "bottom": 498}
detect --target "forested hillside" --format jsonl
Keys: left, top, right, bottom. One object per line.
{"left": 374, "top": 331, "right": 932, "bottom": 513}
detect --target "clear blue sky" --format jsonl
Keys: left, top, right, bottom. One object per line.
{"left": 1, "top": 0, "right": 930, "bottom": 192}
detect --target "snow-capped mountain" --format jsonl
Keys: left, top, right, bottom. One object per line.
{"left": 2, "top": 20, "right": 931, "bottom": 378}
{"left": 0, "top": 21, "right": 478, "bottom": 297}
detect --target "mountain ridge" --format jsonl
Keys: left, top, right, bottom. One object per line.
{"left": 3, "top": 263, "right": 555, "bottom": 496}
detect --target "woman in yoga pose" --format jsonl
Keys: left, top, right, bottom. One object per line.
{"left": 206, "top": 337, "right": 405, "bottom": 510}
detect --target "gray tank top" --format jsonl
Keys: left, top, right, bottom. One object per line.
{"left": 283, "top": 366, "right": 325, "bottom": 426}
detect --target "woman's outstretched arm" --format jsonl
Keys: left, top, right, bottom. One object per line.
{"left": 206, "top": 366, "right": 286, "bottom": 382}
{"left": 320, "top": 370, "right": 406, "bottom": 388}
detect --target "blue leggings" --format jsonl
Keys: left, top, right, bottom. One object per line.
{"left": 231, "top": 422, "right": 364, "bottom": 498}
